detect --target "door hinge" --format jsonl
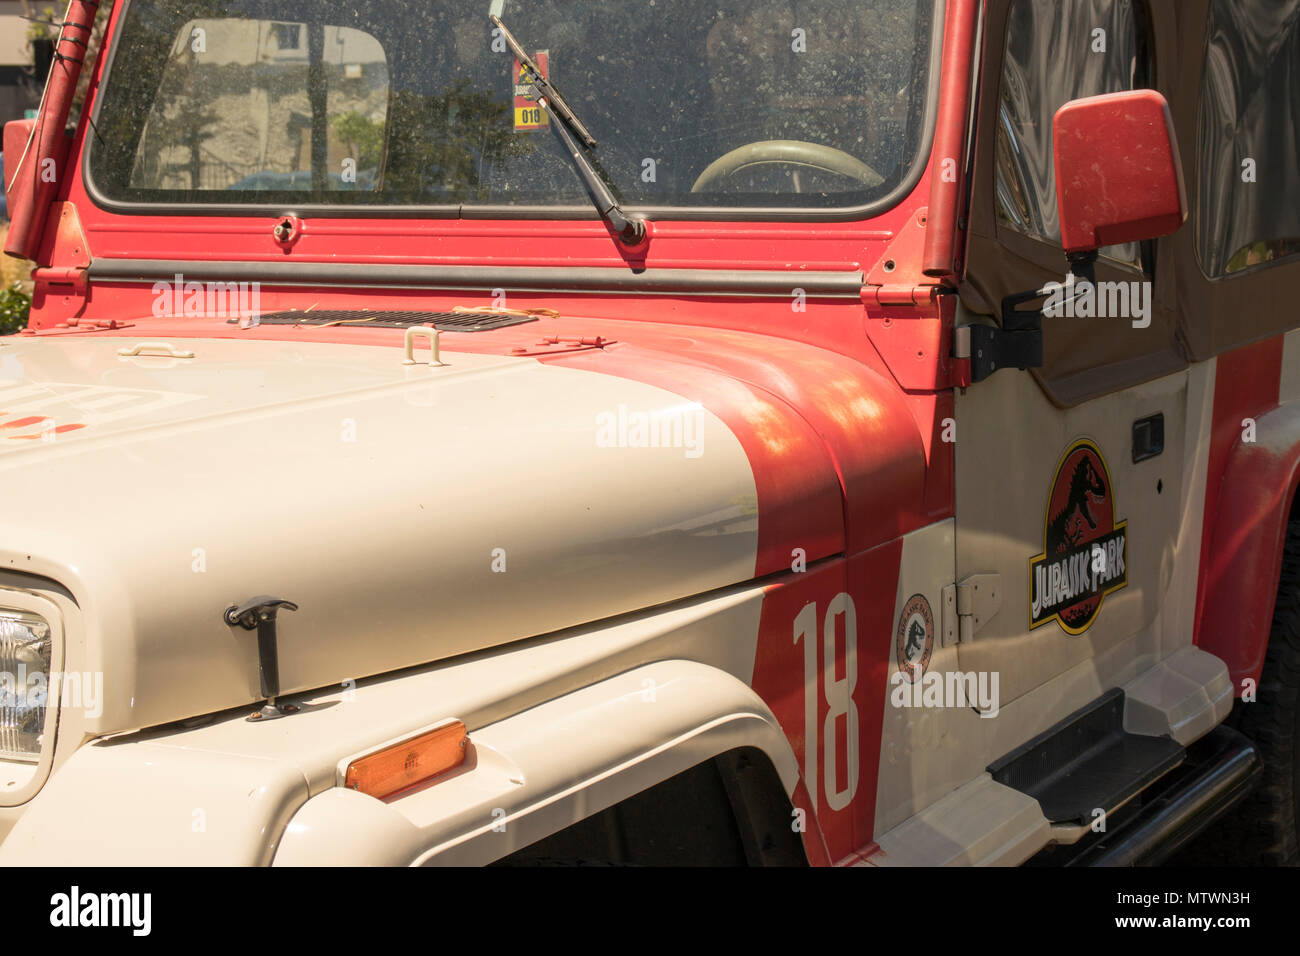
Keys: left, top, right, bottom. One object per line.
{"left": 860, "top": 283, "right": 940, "bottom": 308}
{"left": 951, "top": 322, "right": 1041, "bottom": 383}
{"left": 940, "top": 573, "right": 1002, "bottom": 647}
{"left": 30, "top": 265, "right": 87, "bottom": 294}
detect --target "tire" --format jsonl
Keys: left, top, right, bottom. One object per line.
{"left": 1185, "top": 519, "right": 1300, "bottom": 865}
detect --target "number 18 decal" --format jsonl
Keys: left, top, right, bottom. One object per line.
{"left": 793, "top": 592, "right": 858, "bottom": 811}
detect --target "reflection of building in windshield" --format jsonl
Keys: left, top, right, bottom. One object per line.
{"left": 704, "top": 0, "right": 917, "bottom": 187}
{"left": 134, "top": 19, "right": 388, "bottom": 191}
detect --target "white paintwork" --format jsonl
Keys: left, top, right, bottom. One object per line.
{"left": 276, "top": 661, "right": 797, "bottom": 866}
{"left": 1151, "top": 360, "right": 1214, "bottom": 668}
{"left": 0, "top": 337, "right": 759, "bottom": 737}
{"left": 0, "top": 579, "right": 769, "bottom": 863}
{"left": 874, "top": 518, "right": 959, "bottom": 835}
{"left": 1122, "top": 645, "right": 1233, "bottom": 744}
{"left": 0, "top": 740, "right": 310, "bottom": 866}
{"left": 954, "top": 361, "right": 1194, "bottom": 704}
{"left": 1278, "top": 329, "right": 1300, "bottom": 406}
{"left": 870, "top": 772, "right": 1049, "bottom": 867}
{"left": 870, "top": 349, "right": 1224, "bottom": 859}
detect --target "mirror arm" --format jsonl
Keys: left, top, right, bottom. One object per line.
{"left": 1065, "top": 249, "right": 1098, "bottom": 288}
{"left": 965, "top": 248, "right": 1099, "bottom": 384}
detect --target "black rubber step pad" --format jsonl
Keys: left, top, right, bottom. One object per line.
{"left": 988, "top": 688, "right": 1185, "bottom": 825}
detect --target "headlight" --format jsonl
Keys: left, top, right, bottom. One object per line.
{"left": 0, "top": 611, "right": 52, "bottom": 762}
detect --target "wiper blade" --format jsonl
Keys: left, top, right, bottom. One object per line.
{"left": 490, "top": 14, "right": 646, "bottom": 246}
{"left": 491, "top": 14, "right": 594, "bottom": 148}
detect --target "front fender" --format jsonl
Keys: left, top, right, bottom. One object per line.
{"left": 1197, "top": 401, "right": 1300, "bottom": 688}
{"left": 0, "top": 574, "right": 781, "bottom": 865}
{"left": 273, "top": 660, "right": 799, "bottom": 866}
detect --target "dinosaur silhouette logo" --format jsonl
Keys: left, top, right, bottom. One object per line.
{"left": 1029, "top": 439, "right": 1128, "bottom": 633}
{"left": 895, "top": 594, "right": 934, "bottom": 682}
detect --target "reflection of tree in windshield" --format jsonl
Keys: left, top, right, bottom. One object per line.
{"left": 384, "top": 79, "right": 535, "bottom": 202}
{"left": 133, "top": 44, "right": 219, "bottom": 190}
{"left": 332, "top": 112, "right": 384, "bottom": 171}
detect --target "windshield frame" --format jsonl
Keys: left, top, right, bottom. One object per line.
{"left": 81, "top": 0, "right": 946, "bottom": 223}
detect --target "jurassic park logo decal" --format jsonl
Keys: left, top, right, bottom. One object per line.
{"left": 895, "top": 593, "right": 933, "bottom": 682}
{"left": 1029, "top": 438, "right": 1127, "bottom": 634}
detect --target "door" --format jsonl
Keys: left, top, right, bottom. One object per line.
{"left": 952, "top": 0, "right": 1193, "bottom": 712}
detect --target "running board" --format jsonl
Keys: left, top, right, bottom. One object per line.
{"left": 1035, "top": 724, "right": 1260, "bottom": 866}
{"left": 988, "top": 688, "right": 1185, "bottom": 825}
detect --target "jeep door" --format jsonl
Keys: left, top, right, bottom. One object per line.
{"left": 950, "top": 0, "right": 1199, "bottom": 716}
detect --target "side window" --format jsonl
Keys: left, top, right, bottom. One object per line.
{"left": 130, "top": 20, "right": 389, "bottom": 193}
{"left": 1195, "top": 0, "right": 1300, "bottom": 277}
{"left": 996, "top": 0, "right": 1149, "bottom": 267}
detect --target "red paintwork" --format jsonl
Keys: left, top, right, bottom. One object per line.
{"left": 922, "top": 0, "right": 979, "bottom": 278}
{"left": 553, "top": 323, "right": 949, "bottom": 561}
{"left": 0, "top": 417, "right": 51, "bottom": 429}
{"left": 750, "top": 540, "right": 904, "bottom": 861}
{"left": 1195, "top": 338, "right": 1290, "bottom": 691}
{"left": 1052, "top": 91, "right": 1187, "bottom": 254}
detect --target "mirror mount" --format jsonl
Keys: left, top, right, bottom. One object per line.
{"left": 962, "top": 250, "right": 1100, "bottom": 384}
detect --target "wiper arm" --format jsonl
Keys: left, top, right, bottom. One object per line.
{"left": 491, "top": 14, "right": 647, "bottom": 246}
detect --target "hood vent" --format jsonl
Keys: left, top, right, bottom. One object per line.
{"left": 231, "top": 310, "right": 542, "bottom": 332}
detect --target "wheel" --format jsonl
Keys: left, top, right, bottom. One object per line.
{"left": 690, "top": 140, "right": 882, "bottom": 193}
{"left": 1184, "top": 518, "right": 1300, "bottom": 864}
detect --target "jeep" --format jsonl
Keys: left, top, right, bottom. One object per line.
{"left": 0, "top": 0, "right": 1297, "bottom": 867}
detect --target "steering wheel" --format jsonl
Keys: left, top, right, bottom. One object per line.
{"left": 691, "top": 140, "right": 883, "bottom": 193}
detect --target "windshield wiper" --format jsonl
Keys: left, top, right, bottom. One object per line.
{"left": 491, "top": 14, "right": 647, "bottom": 246}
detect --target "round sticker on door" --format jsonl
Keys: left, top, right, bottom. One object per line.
{"left": 1029, "top": 438, "right": 1128, "bottom": 634}
{"left": 895, "top": 593, "right": 933, "bottom": 682}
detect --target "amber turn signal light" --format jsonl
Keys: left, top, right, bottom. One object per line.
{"left": 344, "top": 720, "right": 468, "bottom": 799}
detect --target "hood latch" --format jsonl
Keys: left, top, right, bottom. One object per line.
{"left": 223, "top": 595, "right": 300, "bottom": 721}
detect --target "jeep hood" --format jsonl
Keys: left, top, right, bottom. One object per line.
{"left": 0, "top": 335, "right": 775, "bottom": 732}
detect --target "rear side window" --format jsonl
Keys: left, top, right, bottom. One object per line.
{"left": 996, "top": 0, "right": 1149, "bottom": 267}
{"left": 1195, "top": 0, "right": 1300, "bottom": 277}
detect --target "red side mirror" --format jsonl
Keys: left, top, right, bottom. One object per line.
{"left": 1052, "top": 90, "right": 1187, "bottom": 254}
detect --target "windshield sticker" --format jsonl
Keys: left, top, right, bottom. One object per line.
{"left": 513, "top": 51, "right": 549, "bottom": 132}
{"left": 1029, "top": 438, "right": 1128, "bottom": 634}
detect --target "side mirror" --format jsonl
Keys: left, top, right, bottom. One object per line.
{"left": 1052, "top": 89, "right": 1187, "bottom": 256}
{"left": 958, "top": 90, "right": 1188, "bottom": 386}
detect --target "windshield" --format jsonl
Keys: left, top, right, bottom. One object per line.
{"left": 88, "top": 0, "right": 937, "bottom": 214}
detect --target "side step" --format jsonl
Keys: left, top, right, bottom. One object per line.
{"left": 988, "top": 688, "right": 1184, "bottom": 825}
{"left": 1064, "top": 723, "right": 1260, "bottom": 865}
